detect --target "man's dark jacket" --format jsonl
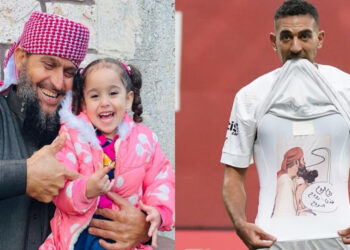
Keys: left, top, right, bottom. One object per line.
{"left": 0, "top": 88, "right": 54, "bottom": 250}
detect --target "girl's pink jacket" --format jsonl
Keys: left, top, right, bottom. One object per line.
{"left": 40, "top": 93, "right": 175, "bottom": 250}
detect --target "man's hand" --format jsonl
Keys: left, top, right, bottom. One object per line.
{"left": 235, "top": 221, "right": 276, "bottom": 249}
{"left": 222, "top": 165, "right": 276, "bottom": 249}
{"left": 338, "top": 228, "right": 350, "bottom": 244}
{"left": 26, "top": 133, "right": 81, "bottom": 203}
{"left": 89, "top": 192, "right": 150, "bottom": 250}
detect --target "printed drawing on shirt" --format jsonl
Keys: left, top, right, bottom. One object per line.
{"left": 271, "top": 135, "right": 335, "bottom": 218}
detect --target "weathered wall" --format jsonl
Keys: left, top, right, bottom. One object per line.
{"left": 0, "top": 0, "right": 174, "bottom": 239}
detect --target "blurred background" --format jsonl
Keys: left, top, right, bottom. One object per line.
{"left": 175, "top": 1, "right": 350, "bottom": 249}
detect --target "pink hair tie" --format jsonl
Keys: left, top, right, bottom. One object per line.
{"left": 79, "top": 67, "right": 86, "bottom": 76}
{"left": 120, "top": 61, "right": 131, "bottom": 76}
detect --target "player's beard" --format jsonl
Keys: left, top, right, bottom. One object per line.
{"left": 17, "top": 66, "right": 61, "bottom": 148}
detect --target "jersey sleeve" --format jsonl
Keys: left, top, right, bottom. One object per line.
{"left": 142, "top": 132, "right": 175, "bottom": 231}
{"left": 221, "top": 90, "right": 257, "bottom": 168}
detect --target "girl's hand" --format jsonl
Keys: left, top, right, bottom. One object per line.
{"left": 86, "top": 164, "right": 114, "bottom": 198}
{"left": 138, "top": 200, "right": 162, "bottom": 248}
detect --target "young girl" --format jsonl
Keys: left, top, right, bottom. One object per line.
{"left": 295, "top": 168, "right": 318, "bottom": 216}
{"left": 40, "top": 58, "right": 175, "bottom": 250}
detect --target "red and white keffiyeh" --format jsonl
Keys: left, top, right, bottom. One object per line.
{"left": 1, "top": 11, "right": 89, "bottom": 93}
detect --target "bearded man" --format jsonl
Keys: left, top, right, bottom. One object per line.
{"left": 0, "top": 11, "right": 150, "bottom": 250}
{"left": 273, "top": 147, "right": 305, "bottom": 217}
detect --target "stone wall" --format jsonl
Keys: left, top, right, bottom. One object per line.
{"left": 0, "top": 0, "right": 175, "bottom": 239}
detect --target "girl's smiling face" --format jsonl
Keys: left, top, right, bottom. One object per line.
{"left": 82, "top": 67, "right": 134, "bottom": 139}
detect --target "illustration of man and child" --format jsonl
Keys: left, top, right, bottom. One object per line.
{"left": 272, "top": 147, "right": 319, "bottom": 217}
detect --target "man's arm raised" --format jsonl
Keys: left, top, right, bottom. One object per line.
{"left": 26, "top": 133, "right": 80, "bottom": 203}
{"left": 222, "top": 165, "right": 276, "bottom": 249}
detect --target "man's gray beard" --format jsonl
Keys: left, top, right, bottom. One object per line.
{"left": 17, "top": 67, "right": 61, "bottom": 147}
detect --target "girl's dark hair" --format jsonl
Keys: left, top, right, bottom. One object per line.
{"left": 297, "top": 167, "right": 318, "bottom": 183}
{"left": 72, "top": 58, "right": 143, "bottom": 123}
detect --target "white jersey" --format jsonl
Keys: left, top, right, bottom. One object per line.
{"left": 221, "top": 59, "right": 350, "bottom": 241}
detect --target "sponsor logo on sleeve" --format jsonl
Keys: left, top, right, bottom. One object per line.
{"left": 227, "top": 120, "right": 239, "bottom": 135}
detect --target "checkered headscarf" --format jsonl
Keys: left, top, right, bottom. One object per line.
{"left": 3, "top": 11, "right": 89, "bottom": 68}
